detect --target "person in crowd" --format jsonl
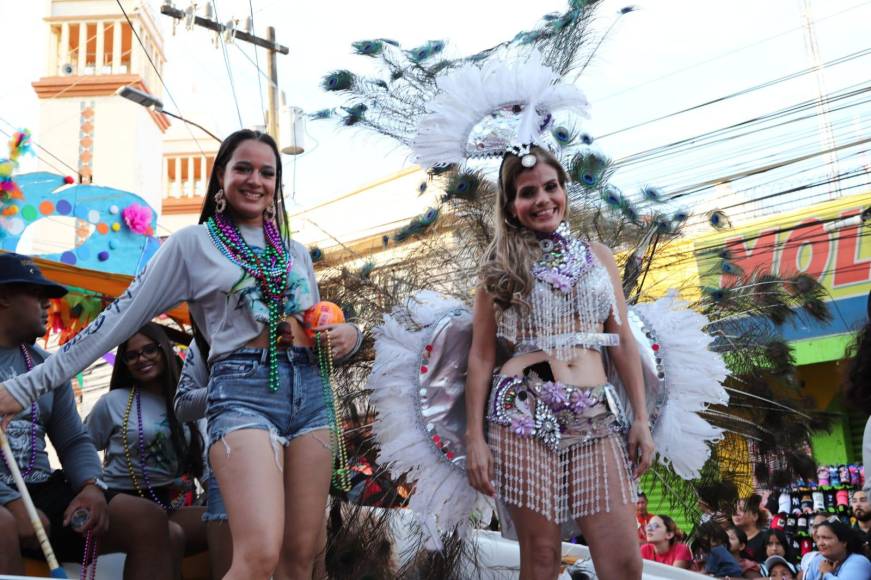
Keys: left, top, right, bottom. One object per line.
{"left": 733, "top": 494, "right": 769, "bottom": 562}
{"left": 639, "top": 514, "right": 691, "bottom": 568}
{"left": 799, "top": 520, "right": 871, "bottom": 580}
{"left": 0, "top": 253, "right": 174, "bottom": 578}
{"left": 849, "top": 489, "right": 871, "bottom": 558}
{"left": 692, "top": 520, "right": 744, "bottom": 577}
{"left": 764, "top": 529, "right": 795, "bottom": 562}
{"left": 85, "top": 323, "right": 207, "bottom": 564}
{"left": 636, "top": 491, "right": 653, "bottom": 544}
{"left": 761, "top": 555, "right": 797, "bottom": 580}
{"left": 726, "top": 525, "right": 762, "bottom": 577}
{"left": 463, "top": 145, "right": 655, "bottom": 580}
{"left": 0, "top": 130, "right": 363, "bottom": 580}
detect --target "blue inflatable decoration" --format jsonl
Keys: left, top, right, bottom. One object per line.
{"left": 0, "top": 172, "right": 160, "bottom": 276}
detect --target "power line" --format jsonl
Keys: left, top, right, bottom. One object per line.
{"left": 115, "top": 0, "right": 208, "bottom": 157}
{"left": 597, "top": 46, "right": 871, "bottom": 140}
{"left": 248, "top": 0, "right": 267, "bottom": 127}
{"left": 0, "top": 119, "right": 79, "bottom": 174}
{"left": 596, "top": 0, "right": 871, "bottom": 103}
{"left": 210, "top": 0, "right": 244, "bottom": 128}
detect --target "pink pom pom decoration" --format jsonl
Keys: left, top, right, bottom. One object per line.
{"left": 121, "top": 203, "right": 153, "bottom": 235}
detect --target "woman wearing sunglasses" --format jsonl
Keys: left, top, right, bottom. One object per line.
{"left": 85, "top": 323, "right": 207, "bottom": 572}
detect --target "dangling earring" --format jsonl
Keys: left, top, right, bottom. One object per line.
{"left": 214, "top": 189, "right": 226, "bottom": 213}
{"left": 263, "top": 201, "right": 276, "bottom": 221}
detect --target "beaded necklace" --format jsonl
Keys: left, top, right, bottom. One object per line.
{"left": 315, "top": 332, "right": 351, "bottom": 492}
{"left": 531, "top": 221, "right": 593, "bottom": 294}
{"left": 121, "top": 386, "right": 185, "bottom": 511}
{"left": 206, "top": 212, "right": 291, "bottom": 392}
{"left": 80, "top": 531, "right": 98, "bottom": 580}
{"left": 0, "top": 345, "right": 38, "bottom": 478}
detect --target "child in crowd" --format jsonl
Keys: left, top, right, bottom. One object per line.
{"left": 693, "top": 520, "right": 744, "bottom": 578}
{"left": 726, "top": 525, "right": 762, "bottom": 578}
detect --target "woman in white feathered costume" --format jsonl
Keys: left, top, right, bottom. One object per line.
{"left": 462, "top": 144, "right": 652, "bottom": 580}
{"left": 366, "top": 52, "right": 729, "bottom": 580}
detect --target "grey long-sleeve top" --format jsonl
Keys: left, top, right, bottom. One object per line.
{"left": 4, "top": 223, "right": 321, "bottom": 408}
{"left": 0, "top": 345, "right": 101, "bottom": 505}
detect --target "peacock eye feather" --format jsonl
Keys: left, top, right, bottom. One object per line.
{"left": 552, "top": 126, "right": 574, "bottom": 145}
{"left": 707, "top": 209, "right": 731, "bottom": 230}
{"left": 321, "top": 70, "right": 355, "bottom": 92}
{"left": 641, "top": 186, "right": 664, "bottom": 203}
{"left": 352, "top": 39, "right": 385, "bottom": 57}
{"left": 570, "top": 150, "right": 609, "bottom": 189}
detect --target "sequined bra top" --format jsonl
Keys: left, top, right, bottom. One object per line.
{"left": 496, "top": 224, "right": 621, "bottom": 360}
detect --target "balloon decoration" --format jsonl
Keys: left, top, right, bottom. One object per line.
{"left": 0, "top": 130, "right": 31, "bottom": 201}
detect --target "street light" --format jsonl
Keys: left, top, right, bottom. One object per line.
{"left": 115, "top": 85, "right": 221, "bottom": 143}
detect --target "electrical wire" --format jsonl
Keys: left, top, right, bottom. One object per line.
{"left": 209, "top": 0, "right": 244, "bottom": 128}
{"left": 247, "top": 0, "right": 267, "bottom": 127}
{"left": 0, "top": 120, "right": 79, "bottom": 174}
{"left": 116, "top": 0, "right": 208, "bottom": 157}
{"left": 595, "top": 0, "right": 871, "bottom": 103}
{"left": 597, "top": 46, "right": 871, "bottom": 140}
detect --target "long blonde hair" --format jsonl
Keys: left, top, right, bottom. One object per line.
{"left": 480, "top": 146, "right": 569, "bottom": 310}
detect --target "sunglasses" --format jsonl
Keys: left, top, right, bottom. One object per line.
{"left": 122, "top": 343, "right": 161, "bottom": 364}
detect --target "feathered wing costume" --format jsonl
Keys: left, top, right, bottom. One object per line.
{"left": 316, "top": 1, "right": 830, "bottom": 566}
{"left": 364, "top": 52, "right": 728, "bottom": 548}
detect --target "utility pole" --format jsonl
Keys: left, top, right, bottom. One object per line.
{"left": 266, "top": 26, "right": 279, "bottom": 140}
{"left": 159, "top": 3, "right": 289, "bottom": 142}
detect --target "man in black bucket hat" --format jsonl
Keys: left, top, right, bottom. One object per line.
{"left": 0, "top": 252, "right": 175, "bottom": 577}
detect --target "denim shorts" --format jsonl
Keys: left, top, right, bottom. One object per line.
{"left": 203, "top": 474, "right": 227, "bottom": 523}
{"left": 206, "top": 347, "right": 329, "bottom": 452}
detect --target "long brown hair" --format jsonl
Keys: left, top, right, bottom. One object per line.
{"left": 110, "top": 323, "right": 204, "bottom": 479}
{"left": 480, "top": 146, "right": 569, "bottom": 309}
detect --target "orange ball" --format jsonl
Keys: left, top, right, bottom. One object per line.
{"left": 303, "top": 301, "right": 345, "bottom": 339}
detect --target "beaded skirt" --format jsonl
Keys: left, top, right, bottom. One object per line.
{"left": 486, "top": 374, "right": 636, "bottom": 524}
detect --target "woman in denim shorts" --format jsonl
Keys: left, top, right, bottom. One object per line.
{"left": 0, "top": 130, "right": 361, "bottom": 580}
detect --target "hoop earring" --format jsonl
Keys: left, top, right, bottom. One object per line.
{"left": 214, "top": 189, "right": 226, "bottom": 213}
{"left": 264, "top": 201, "right": 276, "bottom": 221}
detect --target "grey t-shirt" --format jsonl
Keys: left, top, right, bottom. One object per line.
{"left": 4, "top": 223, "right": 320, "bottom": 407}
{"left": 0, "top": 345, "right": 101, "bottom": 505}
{"left": 85, "top": 388, "right": 197, "bottom": 490}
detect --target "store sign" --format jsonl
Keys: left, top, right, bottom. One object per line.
{"left": 720, "top": 210, "right": 870, "bottom": 297}
{"left": 694, "top": 193, "right": 871, "bottom": 340}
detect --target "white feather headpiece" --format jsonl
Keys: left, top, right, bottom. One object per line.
{"left": 412, "top": 51, "right": 590, "bottom": 168}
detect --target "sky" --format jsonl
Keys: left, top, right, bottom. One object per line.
{"left": 0, "top": 0, "right": 869, "bottom": 230}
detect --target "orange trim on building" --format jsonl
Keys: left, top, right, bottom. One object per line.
{"left": 31, "top": 75, "right": 170, "bottom": 132}
{"left": 162, "top": 196, "right": 205, "bottom": 215}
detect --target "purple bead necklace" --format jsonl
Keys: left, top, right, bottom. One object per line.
{"left": 121, "top": 387, "right": 183, "bottom": 511}
{"left": 532, "top": 221, "right": 593, "bottom": 293}
{"left": 0, "top": 345, "right": 38, "bottom": 478}
{"left": 205, "top": 212, "right": 291, "bottom": 392}
{"left": 80, "top": 531, "right": 98, "bottom": 580}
